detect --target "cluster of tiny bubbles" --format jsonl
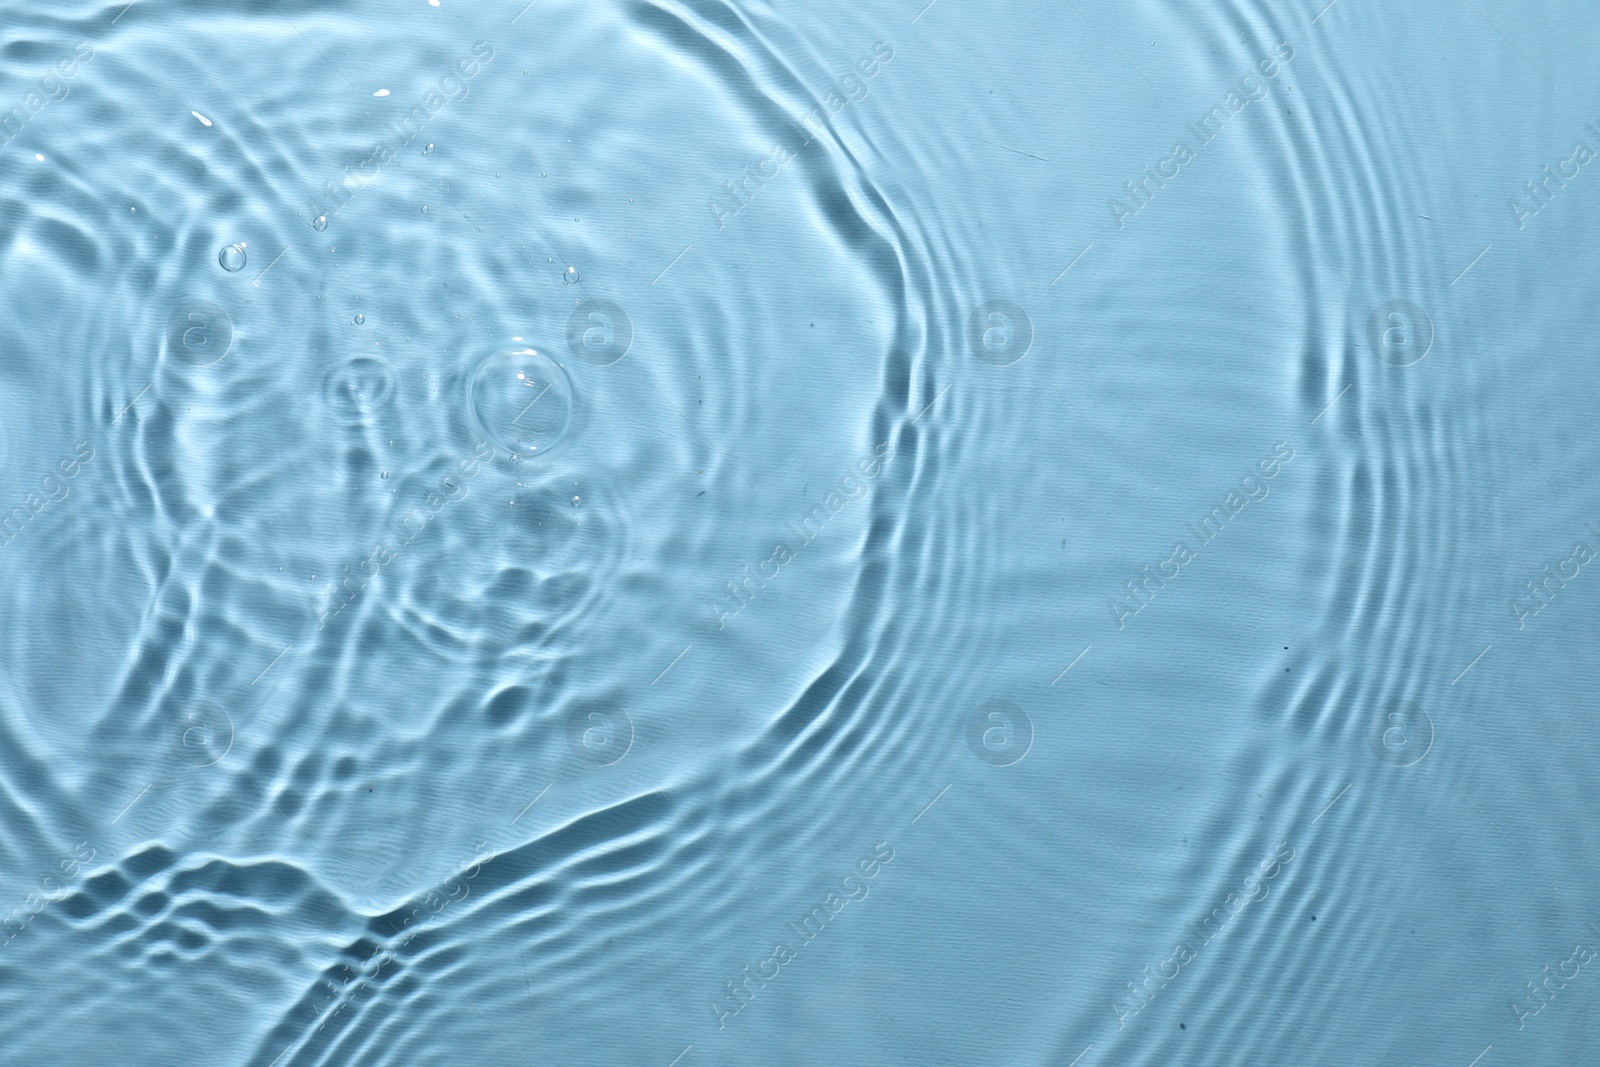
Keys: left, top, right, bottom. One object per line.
{"left": 467, "top": 346, "right": 576, "bottom": 458}
{"left": 218, "top": 243, "right": 247, "bottom": 271}
{"left": 562, "top": 266, "right": 580, "bottom": 284}
{"left": 312, "top": 214, "right": 329, "bottom": 231}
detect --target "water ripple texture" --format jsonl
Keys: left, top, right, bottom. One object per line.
{"left": 3, "top": 0, "right": 1600, "bottom": 1064}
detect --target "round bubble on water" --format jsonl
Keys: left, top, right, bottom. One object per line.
{"left": 468, "top": 347, "right": 575, "bottom": 458}
{"left": 354, "top": 314, "right": 365, "bottom": 325}
{"left": 311, "top": 214, "right": 328, "bottom": 231}
{"left": 218, "top": 243, "right": 247, "bottom": 271}
{"left": 423, "top": 142, "right": 435, "bottom": 156}
{"left": 562, "top": 266, "right": 580, "bottom": 285}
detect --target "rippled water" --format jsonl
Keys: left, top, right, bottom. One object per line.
{"left": 3, "top": 0, "right": 1599, "bottom": 1064}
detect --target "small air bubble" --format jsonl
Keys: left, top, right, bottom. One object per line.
{"left": 571, "top": 495, "right": 581, "bottom": 508}
{"left": 422, "top": 142, "right": 435, "bottom": 156}
{"left": 381, "top": 471, "right": 389, "bottom": 479}
{"left": 354, "top": 314, "right": 365, "bottom": 325}
{"left": 312, "top": 214, "right": 328, "bottom": 231}
{"left": 218, "top": 243, "right": 247, "bottom": 271}
{"left": 562, "top": 266, "right": 580, "bottom": 284}
{"left": 421, "top": 204, "right": 429, "bottom": 213}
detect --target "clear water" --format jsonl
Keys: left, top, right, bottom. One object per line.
{"left": 1, "top": 1, "right": 1596, "bottom": 1064}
